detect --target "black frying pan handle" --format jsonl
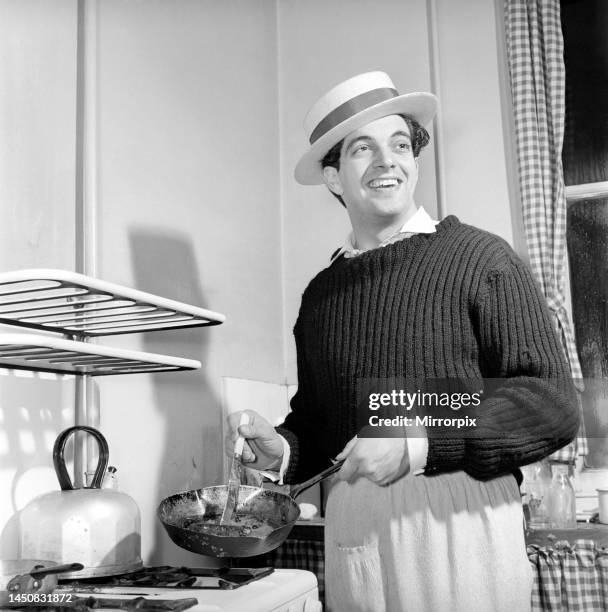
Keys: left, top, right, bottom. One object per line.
{"left": 289, "top": 460, "right": 344, "bottom": 499}
{"left": 53, "top": 426, "right": 109, "bottom": 490}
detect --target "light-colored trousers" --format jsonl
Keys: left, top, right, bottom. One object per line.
{"left": 325, "top": 470, "right": 532, "bottom": 612}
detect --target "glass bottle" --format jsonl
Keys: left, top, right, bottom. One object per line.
{"left": 524, "top": 461, "right": 551, "bottom": 528}
{"left": 547, "top": 462, "right": 576, "bottom": 529}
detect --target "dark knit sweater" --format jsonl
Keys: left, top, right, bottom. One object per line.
{"left": 277, "top": 215, "right": 579, "bottom": 484}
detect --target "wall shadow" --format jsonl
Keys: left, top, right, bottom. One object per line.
{"left": 128, "top": 227, "right": 222, "bottom": 566}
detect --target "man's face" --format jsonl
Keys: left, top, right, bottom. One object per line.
{"left": 323, "top": 114, "right": 419, "bottom": 226}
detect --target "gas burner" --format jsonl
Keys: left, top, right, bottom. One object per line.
{"left": 58, "top": 565, "right": 275, "bottom": 590}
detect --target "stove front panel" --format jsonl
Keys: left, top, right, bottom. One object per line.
{"left": 58, "top": 569, "right": 320, "bottom": 612}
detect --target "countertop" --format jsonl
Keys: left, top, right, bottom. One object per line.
{"left": 293, "top": 519, "right": 608, "bottom": 548}
{"left": 525, "top": 522, "right": 608, "bottom": 547}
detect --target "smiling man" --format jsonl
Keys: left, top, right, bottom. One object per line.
{"left": 322, "top": 114, "right": 421, "bottom": 244}
{"left": 226, "top": 72, "right": 578, "bottom": 611}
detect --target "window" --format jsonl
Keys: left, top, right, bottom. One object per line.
{"left": 562, "top": 0, "right": 608, "bottom": 468}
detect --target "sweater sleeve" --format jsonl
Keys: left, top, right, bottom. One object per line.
{"left": 424, "top": 245, "right": 580, "bottom": 480}
{"left": 275, "top": 316, "right": 333, "bottom": 484}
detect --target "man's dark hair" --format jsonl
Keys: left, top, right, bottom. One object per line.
{"left": 320, "top": 114, "right": 430, "bottom": 207}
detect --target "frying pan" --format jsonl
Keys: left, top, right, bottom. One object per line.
{"left": 157, "top": 461, "right": 343, "bottom": 557}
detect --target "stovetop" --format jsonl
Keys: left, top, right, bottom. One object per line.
{"left": 2, "top": 566, "right": 276, "bottom": 612}
{"left": 58, "top": 566, "right": 275, "bottom": 590}
{"left": 3, "top": 569, "right": 319, "bottom": 612}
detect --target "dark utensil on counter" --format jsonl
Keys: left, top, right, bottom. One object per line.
{"left": 6, "top": 562, "right": 84, "bottom": 593}
{"left": 158, "top": 460, "right": 343, "bottom": 557}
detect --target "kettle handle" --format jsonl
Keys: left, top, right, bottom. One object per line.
{"left": 53, "top": 426, "right": 109, "bottom": 490}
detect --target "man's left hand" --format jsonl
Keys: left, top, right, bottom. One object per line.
{"left": 335, "top": 437, "right": 410, "bottom": 486}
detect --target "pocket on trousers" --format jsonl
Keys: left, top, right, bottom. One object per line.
{"left": 326, "top": 541, "right": 386, "bottom": 612}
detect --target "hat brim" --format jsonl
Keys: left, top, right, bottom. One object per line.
{"left": 294, "top": 92, "right": 438, "bottom": 185}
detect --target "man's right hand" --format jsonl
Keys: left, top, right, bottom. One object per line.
{"left": 225, "top": 410, "right": 284, "bottom": 471}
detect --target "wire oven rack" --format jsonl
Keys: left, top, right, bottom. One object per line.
{"left": 0, "top": 333, "right": 201, "bottom": 376}
{"left": 0, "top": 269, "right": 225, "bottom": 336}
{"left": 0, "top": 269, "right": 225, "bottom": 376}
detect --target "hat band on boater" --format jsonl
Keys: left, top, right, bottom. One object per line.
{"left": 308, "top": 87, "right": 399, "bottom": 144}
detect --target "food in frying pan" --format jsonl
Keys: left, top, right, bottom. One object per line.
{"left": 177, "top": 513, "right": 279, "bottom": 538}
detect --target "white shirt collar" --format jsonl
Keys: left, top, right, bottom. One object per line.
{"left": 332, "top": 206, "right": 439, "bottom": 261}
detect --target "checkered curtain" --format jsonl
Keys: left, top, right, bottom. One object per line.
{"left": 528, "top": 541, "right": 608, "bottom": 611}
{"left": 504, "top": 0, "right": 586, "bottom": 459}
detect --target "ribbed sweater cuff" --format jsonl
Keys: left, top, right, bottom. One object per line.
{"left": 275, "top": 426, "right": 299, "bottom": 484}
{"left": 424, "top": 436, "right": 466, "bottom": 475}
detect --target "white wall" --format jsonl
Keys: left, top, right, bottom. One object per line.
{"left": 0, "top": 0, "right": 76, "bottom": 270}
{"left": 432, "top": 0, "right": 515, "bottom": 243}
{"left": 0, "top": 0, "right": 284, "bottom": 566}
{"left": 0, "top": 0, "right": 78, "bottom": 556}
{"left": 93, "top": 0, "right": 282, "bottom": 565}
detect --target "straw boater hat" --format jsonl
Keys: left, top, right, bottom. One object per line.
{"left": 295, "top": 71, "right": 438, "bottom": 185}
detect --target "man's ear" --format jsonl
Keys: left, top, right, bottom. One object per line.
{"left": 323, "top": 166, "right": 344, "bottom": 196}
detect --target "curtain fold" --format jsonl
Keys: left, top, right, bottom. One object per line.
{"left": 504, "top": 0, "right": 586, "bottom": 458}
{"left": 528, "top": 541, "right": 608, "bottom": 610}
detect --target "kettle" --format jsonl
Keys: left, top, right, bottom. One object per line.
{"left": 18, "top": 426, "right": 142, "bottom": 578}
